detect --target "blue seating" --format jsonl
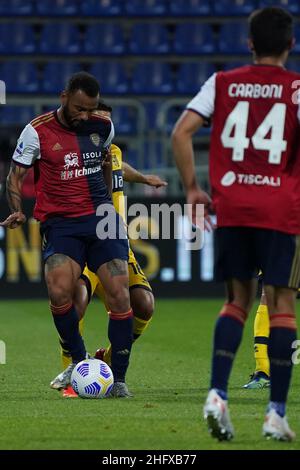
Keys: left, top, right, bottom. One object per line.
{"left": 124, "top": 148, "right": 138, "bottom": 168}
{"left": 142, "top": 142, "right": 163, "bottom": 169}
{"left": 170, "top": 0, "right": 212, "bottom": 15}
{"left": 292, "top": 24, "right": 300, "bottom": 54}
{"left": 0, "top": 23, "right": 36, "bottom": 54}
{"left": 39, "top": 24, "right": 81, "bottom": 54}
{"left": 165, "top": 106, "right": 185, "bottom": 134}
{"left": 112, "top": 107, "right": 137, "bottom": 135}
{"left": 80, "top": 0, "right": 122, "bottom": 15}
{"left": 36, "top": 0, "right": 78, "bottom": 15}
{"left": 0, "top": 24, "right": 13, "bottom": 53}
{"left": 125, "top": 143, "right": 163, "bottom": 170}
{"left": 166, "top": 105, "right": 211, "bottom": 136}
{"left": 221, "top": 61, "right": 249, "bottom": 71}
{"left": 0, "top": 106, "right": 35, "bottom": 125}
{"left": 144, "top": 102, "right": 160, "bottom": 130}
{"left": 218, "top": 22, "right": 249, "bottom": 53}
{"left": 176, "top": 63, "right": 217, "bottom": 94}
{"left": 89, "top": 63, "right": 129, "bottom": 94}
{"left": 125, "top": 0, "right": 167, "bottom": 15}
{"left": 129, "top": 24, "right": 169, "bottom": 54}
{"left": 0, "top": 0, "right": 33, "bottom": 15}
{"left": 173, "top": 24, "right": 215, "bottom": 54}
{"left": 258, "top": 0, "right": 300, "bottom": 15}
{"left": 84, "top": 24, "right": 125, "bottom": 55}
{"left": 214, "top": 0, "right": 256, "bottom": 15}
{"left": 42, "top": 62, "right": 81, "bottom": 93}
{"left": 1, "top": 62, "right": 39, "bottom": 93}
{"left": 131, "top": 63, "right": 174, "bottom": 94}
{"left": 286, "top": 60, "right": 300, "bottom": 74}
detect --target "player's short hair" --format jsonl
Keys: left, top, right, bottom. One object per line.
{"left": 66, "top": 72, "right": 100, "bottom": 97}
{"left": 249, "top": 7, "right": 293, "bottom": 57}
{"left": 97, "top": 101, "right": 113, "bottom": 113}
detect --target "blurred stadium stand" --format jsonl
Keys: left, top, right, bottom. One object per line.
{"left": 0, "top": 0, "right": 299, "bottom": 196}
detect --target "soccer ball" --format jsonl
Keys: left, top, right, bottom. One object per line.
{"left": 71, "top": 358, "right": 114, "bottom": 398}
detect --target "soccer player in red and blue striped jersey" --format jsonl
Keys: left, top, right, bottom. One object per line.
{"left": 2, "top": 72, "right": 133, "bottom": 397}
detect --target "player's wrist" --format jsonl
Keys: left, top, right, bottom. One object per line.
{"left": 185, "top": 180, "right": 199, "bottom": 193}
{"left": 138, "top": 173, "right": 148, "bottom": 184}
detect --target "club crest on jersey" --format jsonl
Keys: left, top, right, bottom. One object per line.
{"left": 64, "top": 152, "right": 79, "bottom": 169}
{"left": 112, "top": 155, "right": 119, "bottom": 167}
{"left": 90, "top": 133, "right": 101, "bottom": 147}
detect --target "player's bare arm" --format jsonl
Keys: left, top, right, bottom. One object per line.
{"left": 0, "top": 161, "right": 27, "bottom": 228}
{"left": 172, "top": 110, "right": 213, "bottom": 228}
{"left": 122, "top": 161, "right": 167, "bottom": 188}
{"left": 172, "top": 110, "right": 205, "bottom": 191}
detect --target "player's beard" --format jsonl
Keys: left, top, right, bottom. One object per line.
{"left": 62, "top": 104, "right": 82, "bottom": 129}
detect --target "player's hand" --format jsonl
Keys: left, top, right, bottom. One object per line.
{"left": 144, "top": 175, "right": 168, "bottom": 188}
{"left": 0, "top": 211, "right": 27, "bottom": 229}
{"left": 102, "top": 148, "right": 111, "bottom": 169}
{"left": 186, "top": 187, "right": 215, "bottom": 232}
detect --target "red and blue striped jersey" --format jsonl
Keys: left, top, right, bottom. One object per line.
{"left": 12, "top": 110, "right": 114, "bottom": 222}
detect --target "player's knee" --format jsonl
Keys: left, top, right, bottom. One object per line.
{"left": 48, "top": 289, "right": 72, "bottom": 307}
{"left": 46, "top": 278, "right": 72, "bottom": 306}
{"left": 106, "top": 286, "right": 131, "bottom": 313}
{"left": 131, "top": 290, "right": 154, "bottom": 321}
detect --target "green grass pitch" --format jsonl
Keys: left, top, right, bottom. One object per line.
{"left": 0, "top": 298, "right": 299, "bottom": 450}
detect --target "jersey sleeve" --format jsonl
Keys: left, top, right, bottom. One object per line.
{"left": 12, "top": 124, "right": 41, "bottom": 168}
{"left": 186, "top": 73, "right": 216, "bottom": 120}
{"left": 103, "top": 120, "right": 115, "bottom": 148}
{"left": 297, "top": 88, "right": 300, "bottom": 123}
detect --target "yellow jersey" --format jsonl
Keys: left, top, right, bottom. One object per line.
{"left": 83, "top": 144, "right": 151, "bottom": 303}
{"left": 111, "top": 144, "right": 126, "bottom": 223}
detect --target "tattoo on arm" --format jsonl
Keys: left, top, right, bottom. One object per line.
{"left": 107, "top": 259, "right": 127, "bottom": 277}
{"left": 6, "top": 161, "right": 28, "bottom": 213}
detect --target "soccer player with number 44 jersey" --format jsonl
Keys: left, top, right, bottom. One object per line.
{"left": 172, "top": 7, "right": 300, "bottom": 442}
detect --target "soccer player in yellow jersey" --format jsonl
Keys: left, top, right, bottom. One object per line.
{"left": 243, "top": 285, "right": 270, "bottom": 389}
{"left": 54, "top": 103, "right": 167, "bottom": 396}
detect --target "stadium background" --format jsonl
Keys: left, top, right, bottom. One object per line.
{"left": 2, "top": 0, "right": 299, "bottom": 298}
{"left": 1, "top": 0, "right": 300, "bottom": 453}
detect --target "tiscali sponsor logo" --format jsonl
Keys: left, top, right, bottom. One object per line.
{"left": 237, "top": 174, "right": 281, "bottom": 186}
{"left": 221, "top": 171, "right": 281, "bottom": 187}
{"left": 221, "top": 171, "right": 236, "bottom": 186}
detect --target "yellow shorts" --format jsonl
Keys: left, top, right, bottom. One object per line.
{"left": 82, "top": 247, "right": 152, "bottom": 306}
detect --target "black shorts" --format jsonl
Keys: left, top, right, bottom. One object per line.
{"left": 40, "top": 213, "right": 129, "bottom": 273}
{"left": 215, "top": 227, "right": 300, "bottom": 289}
